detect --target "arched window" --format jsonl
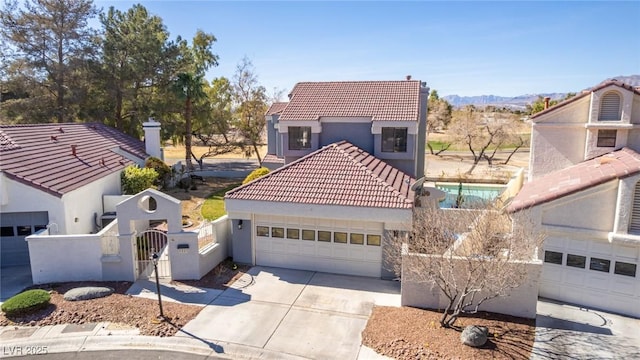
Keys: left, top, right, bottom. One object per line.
{"left": 629, "top": 181, "right": 640, "bottom": 234}
{"left": 598, "top": 91, "right": 621, "bottom": 121}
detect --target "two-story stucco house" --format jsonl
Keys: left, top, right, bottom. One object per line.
{"left": 510, "top": 79, "right": 640, "bottom": 317}
{"left": 0, "top": 121, "right": 160, "bottom": 268}
{"left": 225, "top": 79, "right": 429, "bottom": 278}
{"left": 263, "top": 79, "right": 429, "bottom": 178}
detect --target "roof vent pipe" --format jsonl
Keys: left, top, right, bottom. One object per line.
{"left": 406, "top": 75, "right": 412, "bottom": 81}
{"left": 544, "top": 97, "right": 550, "bottom": 110}
{"left": 71, "top": 144, "right": 77, "bottom": 156}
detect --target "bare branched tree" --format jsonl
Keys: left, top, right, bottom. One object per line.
{"left": 386, "top": 205, "right": 544, "bottom": 328}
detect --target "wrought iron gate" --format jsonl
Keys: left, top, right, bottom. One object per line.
{"left": 134, "top": 230, "right": 171, "bottom": 279}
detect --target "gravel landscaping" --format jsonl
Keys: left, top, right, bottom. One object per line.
{"left": 0, "top": 261, "right": 248, "bottom": 337}
{"left": 363, "top": 306, "right": 535, "bottom": 360}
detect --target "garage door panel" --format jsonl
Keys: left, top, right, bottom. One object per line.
{"left": 1, "top": 211, "right": 48, "bottom": 267}
{"left": 541, "top": 238, "right": 640, "bottom": 318}
{"left": 255, "top": 218, "right": 383, "bottom": 277}
{"left": 563, "top": 270, "right": 585, "bottom": 286}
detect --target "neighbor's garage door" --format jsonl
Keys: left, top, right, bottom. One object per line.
{"left": 540, "top": 236, "right": 640, "bottom": 317}
{"left": 0, "top": 212, "right": 48, "bottom": 267}
{"left": 255, "top": 215, "right": 383, "bottom": 277}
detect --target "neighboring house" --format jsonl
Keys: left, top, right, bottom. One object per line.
{"left": 263, "top": 79, "right": 429, "bottom": 178}
{"left": 0, "top": 121, "right": 160, "bottom": 268}
{"left": 510, "top": 78, "right": 640, "bottom": 317}
{"left": 227, "top": 79, "right": 430, "bottom": 278}
{"left": 225, "top": 141, "right": 417, "bottom": 278}
{"left": 529, "top": 79, "right": 640, "bottom": 180}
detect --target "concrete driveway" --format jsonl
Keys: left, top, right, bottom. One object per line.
{"left": 176, "top": 266, "right": 399, "bottom": 360}
{"left": 532, "top": 298, "right": 640, "bottom": 359}
{"left": 0, "top": 265, "right": 32, "bottom": 303}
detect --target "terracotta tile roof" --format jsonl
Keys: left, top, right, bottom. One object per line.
{"left": 0, "top": 123, "right": 147, "bottom": 197}
{"left": 508, "top": 148, "right": 640, "bottom": 212}
{"left": 266, "top": 102, "right": 288, "bottom": 116}
{"left": 532, "top": 79, "right": 640, "bottom": 119}
{"left": 278, "top": 80, "right": 422, "bottom": 121}
{"left": 262, "top": 154, "right": 284, "bottom": 164}
{"left": 226, "top": 141, "right": 415, "bottom": 209}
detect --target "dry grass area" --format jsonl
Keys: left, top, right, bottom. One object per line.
{"left": 363, "top": 306, "right": 535, "bottom": 360}
{"left": 1, "top": 261, "right": 249, "bottom": 337}
{"left": 161, "top": 177, "right": 239, "bottom": 228}
{"left": 162, "top": 144, "right": 267, "bottom": 160}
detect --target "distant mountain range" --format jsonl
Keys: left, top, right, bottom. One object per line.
{"left": 443, "top": 75, "right": 640, "bottom": 110}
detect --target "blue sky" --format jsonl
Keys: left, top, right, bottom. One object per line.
{"left": 94, "top": 1, "right": 640, "bottom": 97}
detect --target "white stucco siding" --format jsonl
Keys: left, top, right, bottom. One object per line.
{"left": 529, "top": 126, "right": 586, "bottom": 179}
{"left": 541, "top": 181, "right": 618, "bottom": 232}
{"left": 536, "top": 96, "right": 591, "bottom": 124}
{"left": 61, "top": 171, "right": 123, "bottom": 235}
{"left": 0, "top": 175, "right": 65, "bottom": 233}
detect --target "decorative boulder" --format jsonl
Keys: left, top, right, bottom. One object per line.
{"left": 63, "top": 287, "right": 114, "bottom": 301}
{"left": 460, "top": 325, "right": 489, "bottom": 347}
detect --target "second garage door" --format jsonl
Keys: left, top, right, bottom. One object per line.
{"left": 255, "top": 216, "right": 383, "bottom": 277}
{"left": 1, "top": 212, "right": 49, "bottom": 267}
{"left": 540, "top": 236, "right": 640, "bottom": 317}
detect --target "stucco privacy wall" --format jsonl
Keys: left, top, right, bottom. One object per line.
{"left": 169, "top": 216, "right": 232, "bottom": 280}
{"left": 401, "top": 253, "right": 541, "bottom": 319}
{"left": 27, "top": 231, "right": 103, "bottom": 284}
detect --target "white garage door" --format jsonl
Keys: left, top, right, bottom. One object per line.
{"left": 254, "top": 215, "right": 383, "bottom": 277}
{"left": 1, "top": 212, "right": 49, "bottom": 267}
{"left": 540, "top": 236, "right": 640, "bottom": 317}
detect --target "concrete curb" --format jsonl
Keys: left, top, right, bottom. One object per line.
{"left": 0, "top": 331, "right": 310, "bottom": 359}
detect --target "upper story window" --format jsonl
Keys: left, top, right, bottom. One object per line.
{"left": 596, "top": 129, "right": 617, "bottom": 147}
{"left": 629, "top": 181, "right": 640, "bottom": 234}
{"left": 288, "top": 126, "right": 311, "bottom": 150}
{"left": 598, "top": 91, "right": 622, "bottom": 121}
{"left": 382, "top": 127, "right": 408, "bottom": 152}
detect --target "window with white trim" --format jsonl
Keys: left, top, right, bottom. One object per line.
{"left": 382, "top": 127, "right": 408, "bottom": 152}
{"left": 288, "top": 126, "right": 311, "bottom": 150}
{"left": 598, "top": 91, "right": 621, "bottom": 121}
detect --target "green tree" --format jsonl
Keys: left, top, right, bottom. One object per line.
{"left": 232, "top": 57, "right": 268, "bottom": 164}
{"left": 527, "top": 96, "right": 558, "bottom": 115}
{"left": 99, "top": 4, "right": 175, "bottom": 132}
{"left": 427, "top": 89, "right": 453, "bottom": 154}
{"left": 0, "top": 0, "right": 98, "bottom": 123}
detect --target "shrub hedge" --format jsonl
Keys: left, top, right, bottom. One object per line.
{"left": 1, "top": 289, "right": 51, "bottom": 316}
{"left": 242, "top": 167, "right": 270, "bottom": 185}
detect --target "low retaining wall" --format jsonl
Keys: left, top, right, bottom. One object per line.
{"left": 401, "top": 253, "right": 541, "bottom": 319}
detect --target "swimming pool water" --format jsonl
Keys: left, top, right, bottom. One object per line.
{"left": 436, "top": 183, "right": 505, "bottom": 208}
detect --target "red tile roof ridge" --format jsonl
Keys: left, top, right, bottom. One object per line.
{"left": 508, "top": 147, "right": 640, "bottom": 212}
{"left": 225, "top": 140, "right": 415, "bottom": 208}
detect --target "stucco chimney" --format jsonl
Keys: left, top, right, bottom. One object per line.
{"left": 71, "top": 144, "right": 77, "bottom": 156}
{"left": 142, "top": 118, "right": 163, "bottom": 160}
{"left": 406, "top": 75, "right": 412, "bottom": 81}
{"left": 544, "top": 97, "right": 550, "bottom": 110}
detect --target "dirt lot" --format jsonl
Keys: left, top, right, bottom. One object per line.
{"left": 363, "top": 306, "right": 535, "bottom": 360}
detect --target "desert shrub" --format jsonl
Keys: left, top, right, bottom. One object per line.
{"left": 242, "top": 167, "right": 270, "bottom": 184}
{"left": 121, "top": 165, "right": 158, "bottom": 194}
{"left": 1, "top": 289, "right": 51, "bottom": 316}
{"left": 145, "top": 157, "right": 171, "bottom": 188}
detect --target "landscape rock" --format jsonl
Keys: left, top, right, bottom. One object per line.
{"left": 460, "top": 325, "right": 488, "bottom": 347}
{"left": 63, "top": 287, "right": 114, "bottom": 301}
